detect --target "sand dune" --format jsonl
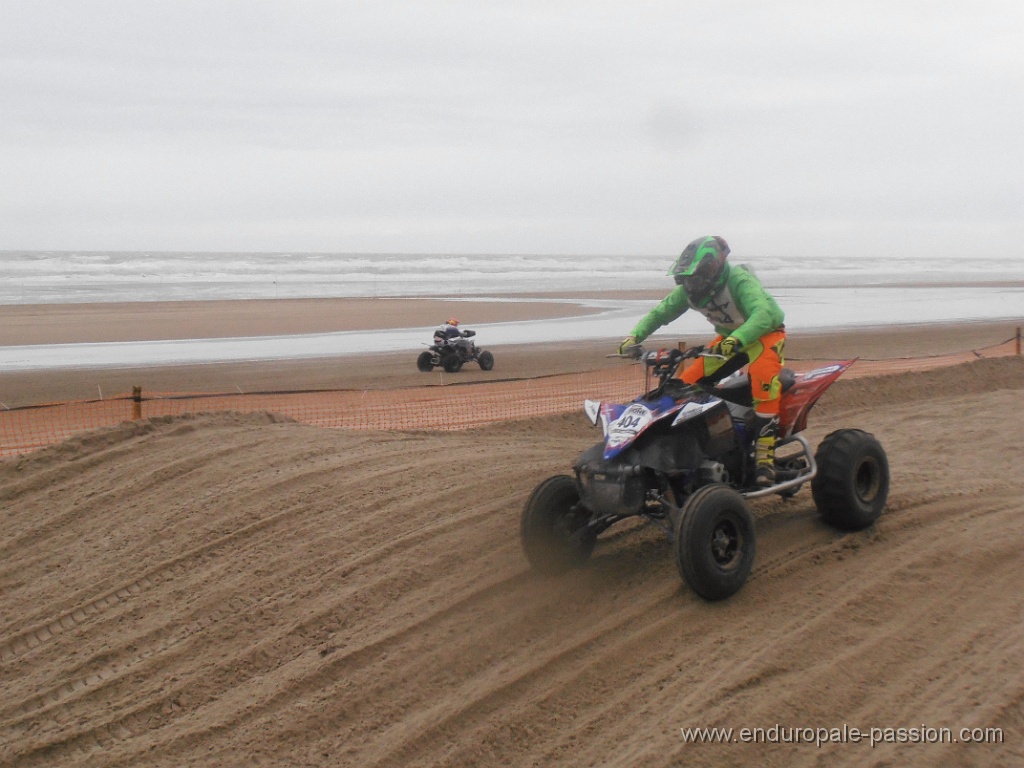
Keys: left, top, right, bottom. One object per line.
{"left": 2, "top": 358, "right": 1023, "bottom": 767}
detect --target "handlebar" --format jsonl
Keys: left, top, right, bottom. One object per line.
{"left": 608, "top": 344, "right": 707, "bottom": 361}
{"left": 608, "top": 342, "right": 749, "bottom": 401}
{"left": 608, "top": 343, "right": 721, "bottom": 389}
{"left": 608, "top": 344, "right": 729, "bottom": 376}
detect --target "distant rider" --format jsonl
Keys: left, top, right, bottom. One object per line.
{"left": 439, "top": 317, "right": 464, "bottom": 343}
{"left": 437, "top": 318, "right": 473, "bottom": 355}
{"left": 618, "top": 236, "right": 786, "bottom": 487}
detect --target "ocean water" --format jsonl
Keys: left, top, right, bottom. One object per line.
{"left": 1, "top": 251, "right": 1022, "bottom": 370}
{"left": 4, "top": 250, "right": 1024, "bottom": 304}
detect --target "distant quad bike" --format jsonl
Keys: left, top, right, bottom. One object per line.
{"left": 417, "top": 327, "right": 495, "bottom": 373}
{"left": 520, "top": 345, "right": 889, "bottom": 600}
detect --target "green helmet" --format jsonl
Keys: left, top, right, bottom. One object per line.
{"left": 669, "top": 235, "right": 730, "bottom": 303}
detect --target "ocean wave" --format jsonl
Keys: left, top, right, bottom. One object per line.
{"left": 2, "top": 250, "right": 1022, "bottom": 305}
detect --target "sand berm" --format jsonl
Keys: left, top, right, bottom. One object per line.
{"left": 1, "top": 303, "right": 1023, "bottom": 766}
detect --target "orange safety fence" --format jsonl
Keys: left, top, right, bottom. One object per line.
{"left": 0, "top": 367, "right": 647, "bottom": 458}
{"left": 1, "top": 334, "right": 1020, "bottom": 458}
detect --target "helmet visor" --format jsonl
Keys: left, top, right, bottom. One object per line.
{"left": 669, "top": 249, "right": 700, "bottom": 281}
{"left": 674, "top": 254, "right": 719, "bottom": 299}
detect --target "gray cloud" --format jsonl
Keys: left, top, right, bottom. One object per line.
{"left": 1, "top": 0, "right": 1022, "bottom": 257}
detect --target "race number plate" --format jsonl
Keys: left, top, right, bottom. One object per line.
{"left": 606, "top": 403, "right": 654, "bottom": 450}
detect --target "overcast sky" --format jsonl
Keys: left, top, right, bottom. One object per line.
{"left": 2, "top": 1, "right": 1021, "bottom": 259}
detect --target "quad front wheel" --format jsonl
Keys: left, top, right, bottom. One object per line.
{"left": 416, "top": 351, "right": 434, "bottom": 372}
{"left": 673, "top": 484, "right": 756, "bottom": 600}
{"left": 812, "top": 429, "right": 889, "bottom": 530}
{"left": 478, "top": 350, "right": 495, "bottom": 371}
{"left": 520, "top": 475, "right": 595, "bottom": 575}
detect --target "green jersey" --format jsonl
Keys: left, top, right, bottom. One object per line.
{"left": 630, "top": 264, "right": 784, "bottom": 347}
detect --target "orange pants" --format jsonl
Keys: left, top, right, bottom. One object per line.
{"left": 679, "top": 329, "right": 786, "bottom": 416}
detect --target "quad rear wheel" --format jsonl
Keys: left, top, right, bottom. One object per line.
{"left": 673, "top": 484, "right": 756, "bottom": 601}
{"left": 812, "top": 429, "right": 889, "bottom": 530}
{"left": 521, "top": 475, "right": 595, "bottom": 575}
{"left": 442, "top": 355, "right": 463, "bottom": 373}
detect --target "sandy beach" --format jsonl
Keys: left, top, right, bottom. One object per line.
{"left": 0, "top": 296, "right": 616, "bottom": 346}
{"left": 1, "top": 296, "right": 1023, "bottom": 766}
{"left": 0, "top": 295, "right": 1019, "bottom": 407}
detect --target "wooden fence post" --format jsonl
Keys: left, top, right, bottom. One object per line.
{"left": 132, "top": 386, "right": 142, "bottom": 420}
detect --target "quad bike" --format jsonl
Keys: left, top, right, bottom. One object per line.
{"left": 520, "top": 345, "right": 889, "bottom": 600}
{"left": 417, "top": 327, "right": 495, "bottom": 373}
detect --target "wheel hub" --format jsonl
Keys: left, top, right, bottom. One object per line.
{"left": 710, "top": 521, "right": 740, "bottom": 566}
{"left": 855, "top": 458, "right": 881, "bottom": 502}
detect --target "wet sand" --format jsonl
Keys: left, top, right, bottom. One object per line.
{"left": 0, "top": 292, "right": 1018, "bottom": 407}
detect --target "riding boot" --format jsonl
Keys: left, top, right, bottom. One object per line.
{"left": 753, "top": 414, "right": 779, "bottom": 487}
